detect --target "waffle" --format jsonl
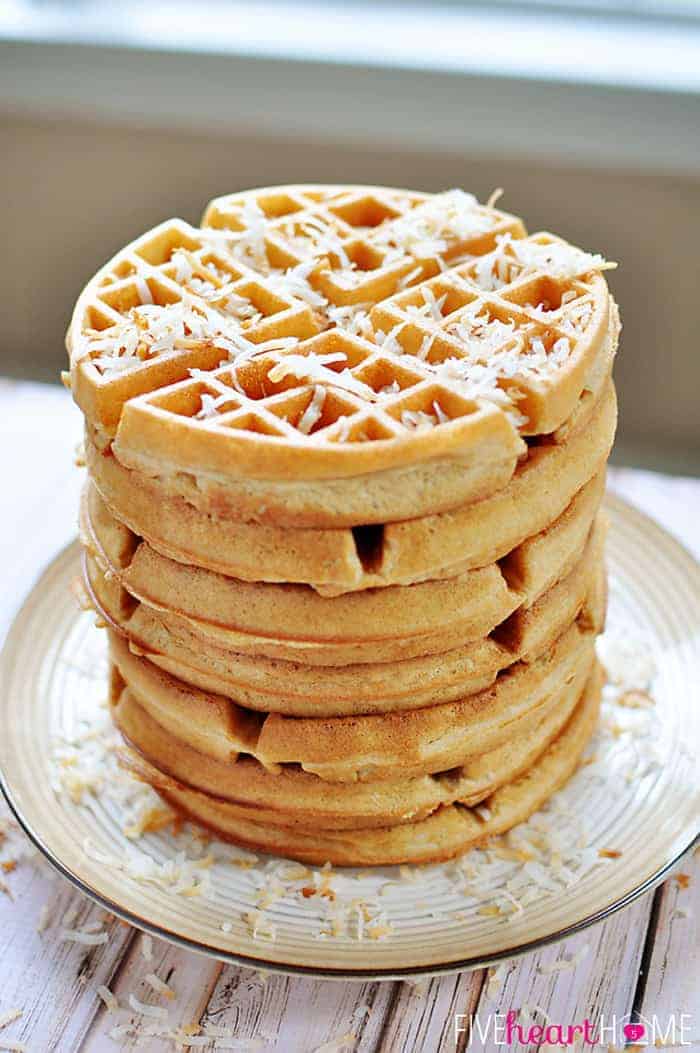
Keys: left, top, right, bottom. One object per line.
{"left": 85, "top": 508, "right": 605, "bottom": 717}
{"left": 84, "top": 378, "right": 615, "bottom": 594}
{"left": 81, "top": 451, "right": 607, "bottom": 665}
{"left": 108, "top": 609, "right": 597, "bottom": 783}
{"left": 66, "top": 185, "right": 618, "bottom": 527}
{"left": 493, "top": 515, "right": 606, "bottom": 655}
{"left": 83, "top": 485, "right": 521, "bottom": 665}
{"left": 123, "top": 662, "right": 602, "bottom": 866}
{"left": 114, "top": 661, "right": 602, "bottom": 832}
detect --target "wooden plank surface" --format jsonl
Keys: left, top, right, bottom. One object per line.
{"left": 0, "top": 380, "right": 697, "bottom": 1053}
{"left": 632, "top": 853, "right": 700, "bottom": 1044}
{"left": 199, "top": 969, "right": 395, "bottom": 1052}
{"left": 475, "top": 898, "right": 654, "bottom": 1053}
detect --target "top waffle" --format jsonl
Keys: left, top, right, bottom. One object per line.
{"left": 66, "top": 185, "right": 618, "bottom": 525}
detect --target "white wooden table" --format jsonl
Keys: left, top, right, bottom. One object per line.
{"left": 0, "top": 379, "right": 697, "bottom": 1053}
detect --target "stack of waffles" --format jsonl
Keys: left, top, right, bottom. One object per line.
{"left": 66, "top": 185, "right": 619, "bottom": 866}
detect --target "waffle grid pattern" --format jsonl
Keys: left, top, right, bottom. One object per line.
{"left": 69, "top": 187, "right": 613, "bottom": 448}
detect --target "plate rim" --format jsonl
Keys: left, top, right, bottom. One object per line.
{"left": 1, "top": 491, "right": 699, "bottom": 981}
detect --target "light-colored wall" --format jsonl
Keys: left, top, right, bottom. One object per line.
{"left": 2, "top": 114, "right": 698, "bottom": 471}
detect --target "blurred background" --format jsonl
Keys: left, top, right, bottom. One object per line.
{"left": 1, "top": 0, "right": 699, "bottom": 472}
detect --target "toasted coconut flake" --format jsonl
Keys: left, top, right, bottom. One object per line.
{"left": 538, "top": 943, "right": 589, "bottom": 974}
{"left": 144, "top": 972, "right": 176, "bottom": 1000}
{"left": 0, "top": 1012, "right": 22, "bottom": 1032}
{"left": 60, "top": 927, "right": 109, "bottom": 946}
{"left": 172, "top": 1034, "right": 210, "bottom": 1048}
{"left": 36, "top": 904, "right": 52, "bottom": 933}
{"left": 128, "top": 993, "right": 169, "bottom": 1020}
{"left": 96, "top": 985, "right": 119, "bottom": 1012}
{"left": 297, "top": 384, "right": 326, "bottom": 435}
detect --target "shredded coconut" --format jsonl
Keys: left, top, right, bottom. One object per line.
{"left": 538, "top": 943, "right": 590, "bottom": 973}
{"left": 268, "top": 353, "right": 373, "bottom": 401}
{"left": 397, "top": 265, "right": 423, "bottom": 290}
{"left": 223, "top": 198, "right": 269, "bottom": 269}
{"left": 60, "top": 927, "right": 109, "bottom": 946}
{"left": 267, "top": 259, "right": 327, "bottom": 308}
{"left": 171, "top": 249, "right": 194, "bottom": 283}
{"left": 244, "top": 908, "right": 277, "bottom": 942}
{"left": 96, "top": 985, "right": 119, "bottom": 1012}
{"left": 511, "top": 238, "right": 616, "bottom": 279}
{"left": 134, "top": 274, "right": 153, "bottom": 306}
{"left": 325, "top": 303, "right": 371, "bottom": 337}
{"left": 0, "top": 1013, "right": 22, "bottom": 1032}
{"left": 421, "top": 286, "right": 448, "bottom": 322}
{"left": 485, "top": 962, "right": 507, "bottom": 999}
{"left": 297, "top": 385, "right": 327, "bottom": 434}
{"left": 375, "top": 189, "right": 494, "bottom": 261}
{"left": 468, "top": 232, "right": 614, "bottom": 292}
{"left": 128, "top": 993, "right": 169, "bottom": 1020}
{"left": 401, "top": 408, "right": 439, "bottom": 432}
{"left": 597, "top": 634, "right": 656, "bottom": 691}
{"left": 36, "top": 904, "right": 51, "bottom": 933}
{"left": 144, "top": 973, "right": 176, "bottom": 1000}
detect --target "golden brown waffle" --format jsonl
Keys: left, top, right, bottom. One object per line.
{"left": 83, "top": 482, "right": 602, "bottom": 669}
{"left": 84, "top": 379, "right": 614, "bottom": 593}
{"left": 493, "top": 516, "right": 606, "bottom": 655}
{"left": 82, "top": 472, "right": 605, "bottom": 671}
{"left": 85, "top": 512, "right": 605, "bottom": 717}
{"left": 108, "top": 614, "right": 597, "bottom": 783}
{"left": 114, "top": 661, "right": 601, "bottom": 832}
{"left": 67, "top": 185, "right": 618, "bottom": 527}
{"left": 123, "top": 663, "right": 602, "bottom": 866}
{"left": 83, "top": 485, "right": 522, "bottom": 665}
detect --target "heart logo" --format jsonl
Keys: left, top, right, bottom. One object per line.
{"left": 623, "top": 1023, "right": 646, "bottom": 1043}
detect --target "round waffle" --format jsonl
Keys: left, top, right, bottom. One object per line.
{"left": 84, "top": 379, "right": 614, "bottom": 594}
{"left": 85, "top": 514, "right": 605, "bottom": 717}
{"left": 114, "top": 662, "right": 602, "bottom": 833}
{"left": 66, "top": 185, "right": 619, "bottom": 527}
{"left": 127, "top": 662, "right": 602, "bottom": 866}
{"left": 81, "top": 463, "right": 606, "bottom": 670}
{"left": 83, "top": 485, "right": 521, "bottom": 664}
{"left": 108, "top": 615, "right": 597, "bottom": 783}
